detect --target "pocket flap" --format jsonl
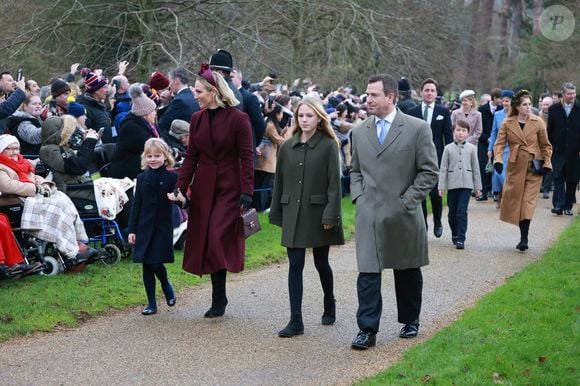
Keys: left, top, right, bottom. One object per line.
{"left": 280, "top": 194, "right": 290, "bottom": 204}
{"left": 310, "top": 195, "right": 327, "bottom": 204}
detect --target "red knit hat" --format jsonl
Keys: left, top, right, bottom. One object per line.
{"left": 81, "top": 68, "right": 107, "bottom": 94}
{"left": 148, "top": 71, "right": 170, "bottom": 91}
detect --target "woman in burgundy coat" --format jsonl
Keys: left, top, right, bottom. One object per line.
{"left": 170, "top": 64, "right": 254, "bottom": 318}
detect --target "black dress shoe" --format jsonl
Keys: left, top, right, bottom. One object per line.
{"left": 543, "top": 192, "right": 549, "bottom": 199}
{"left": 141, "top": 306, "right": 157, "bottom": 315}
{"left": 351, "top": 330, "right": 376, "bottom": 350}
{"left": 563, "top": 209, "right": 573, "bottom": 216}
{"left": 433, "top": 225, "right": 443, "bottom": 238}
{"left": 455, "top": 241, "right": 464, "bottom": 250}
{"left": 164, "top": 284, "right": 176, "bottom": 307}
{"left": 476, "top": 195, "right": 488, "bottom": 201}
{"left": 516, "top": 241, "right": 528, "bottom": 251}
{"left": 399, "top": 322, "right": 419, "bottom": 338}
{"left": 551, "top": 208, "right": 563, "bottom": 215}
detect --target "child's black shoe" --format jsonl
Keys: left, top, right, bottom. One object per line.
{"left": 164, "top": 283, "right": 176, "bottom": 307}
{"left": 142, "top": 306, "right": 157, "bottom": 315}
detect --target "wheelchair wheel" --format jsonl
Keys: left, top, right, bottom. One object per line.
{"left": 40, "top": 256, "right": 61, "bottom": 276}
{"left": 101, "top": 244, "right": 122, "bottom": 265}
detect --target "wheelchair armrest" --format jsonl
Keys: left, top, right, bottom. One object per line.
{"left": 66, "top": 183, "right": 94, "bottom": 191}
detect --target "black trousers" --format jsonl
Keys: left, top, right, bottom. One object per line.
{"left": 356, "top": 268, "right": 423, "bottom": 333}
{"left": 421, "top": 186, "right": 442, "bottom": 228}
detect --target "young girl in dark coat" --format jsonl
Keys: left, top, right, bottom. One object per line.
{"left": 270, "top": 96, "right": 345, "bottom": 337}
{"left": 128, "top": 138, "right": 180, "bottom": 315}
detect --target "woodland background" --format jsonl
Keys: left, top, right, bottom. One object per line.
{"left": 0, "top": 0, "right": 578, "bottom": 100}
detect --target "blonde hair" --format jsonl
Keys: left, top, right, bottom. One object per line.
{"left": 292, "top": 96, "right": 340, "bottom": 147}
{"left": 196, "top": 71, "right": 239, "bottom": 108}
{"left": 140, "top": 138, "right": 175, "bottom": 169}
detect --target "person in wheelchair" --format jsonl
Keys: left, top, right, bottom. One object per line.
{"left": 0, "top": 213, "right": 43, "bottom": 279}
{"left": 39, "top": 114, "right": 99, "bottom": 201}
{"left": 0, "top": 134, "right": 97, "bottom": 265}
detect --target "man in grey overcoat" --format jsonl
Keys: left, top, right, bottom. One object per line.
{"left": 350, "top": 74, "right": 439, "bottom": 350}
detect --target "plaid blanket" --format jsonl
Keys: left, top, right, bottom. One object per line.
{"left": 20, "top": 191, "right": 87, "bottom": 258}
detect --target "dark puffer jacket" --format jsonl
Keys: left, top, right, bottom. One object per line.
{"left": 77, "top": 93, "right": 113, "bottom": 143}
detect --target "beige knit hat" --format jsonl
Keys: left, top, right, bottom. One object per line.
{"left": 130, "top": 84, "right": 157, "bottom": 117}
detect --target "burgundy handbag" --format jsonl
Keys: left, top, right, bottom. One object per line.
{"left": 241, "top": 208, "right": 261, "bottom": 239}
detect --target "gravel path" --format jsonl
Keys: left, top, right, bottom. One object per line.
{"left": 0, "top": 195, "right": 575, "bottom": 385}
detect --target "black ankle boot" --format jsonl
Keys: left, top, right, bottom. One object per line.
{"left": 279, "top": 314, "right": 304, "bottom": 337}
{"left": 205, "top": 270, "right": 227, "bottom": 318}
{"left": 517, "top": 220, "right": 530, "bottom": 251}
{"left": 321, "top": 297, "right": 336, "bottom": 325}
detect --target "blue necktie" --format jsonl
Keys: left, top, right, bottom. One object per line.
{"left": 378, "top": 120, "right": 387, "bottom": 144}
{"left": 565, "top": 105, "right": 571, "bottom": 117}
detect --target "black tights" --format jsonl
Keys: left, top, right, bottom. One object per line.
{"left": 287, "top": 246, "right": 333, "bottom": 315}
{"left": 143, "top": 263, "right": 170, "bottom": 307}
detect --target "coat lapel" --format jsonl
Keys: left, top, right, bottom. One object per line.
{"left": 505, "top": 117, "right": 527, "bottom": 144}
{"left": 365, "top": 119, "right": 382, "bottom": 152}
{"left": 365, "top": 111, "right": 404, "bottom": 154}
{"left": 377, "top": 111, "right": 404, "bottom": 155}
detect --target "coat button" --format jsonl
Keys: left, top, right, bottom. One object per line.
{"left": 297, "top": 199, "right": 300, "bottom": 203}
{"left": 298, "top": 180, "right": 302, "bottom": 184}
{"left": 299, "top": 162, "right": 303, "bottom": 166}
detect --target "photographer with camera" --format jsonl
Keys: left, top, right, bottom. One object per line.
{"left": 0, "top": 71, "right": 27, "bottom": 134}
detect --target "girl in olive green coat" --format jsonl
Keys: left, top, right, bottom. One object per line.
{"left": 270, "top": 96, "right": 345, "bottom": 338}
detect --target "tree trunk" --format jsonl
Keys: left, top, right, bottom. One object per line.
{"left": 532, "top": 0, "right": 544, "bottom": 36}
{"left": 496, "top": 0, "right": 510, "bottom": 85}
{"left": 509, "top": 0, "right": 523, "bottom": 58}
{"left": 136, "top": 0, "right": 154, "bottom": 80}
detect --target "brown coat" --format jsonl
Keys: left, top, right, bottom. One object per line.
{"left": 493, "top": 114, "right": 552, "bottom": 225}
{"left": 255, "top": 120, "right": 288, "bottom": 174}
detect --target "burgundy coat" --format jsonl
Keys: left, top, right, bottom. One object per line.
{"left": 177, "top": 107, "right": 254, "bottom": 275}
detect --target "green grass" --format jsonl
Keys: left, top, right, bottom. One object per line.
{"left": 0, "top": 198, "right": 356, "bottom": 341}
{"left": 359, "top": 218, "right": 580, "bottom": 385}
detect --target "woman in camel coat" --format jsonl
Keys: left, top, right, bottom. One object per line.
{"left": 493, "top": 90, "right": 552, "bottom": 251}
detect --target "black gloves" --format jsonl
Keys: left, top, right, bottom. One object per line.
{"left": 240, "top": 193, "right": 253, "bottom": 210}
{"left": 494, "top": 163, "right": 503, "bottom": 175}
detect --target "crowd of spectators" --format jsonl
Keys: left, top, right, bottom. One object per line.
{"left": 0, "top": 54, "right": 578, "bottom": 278}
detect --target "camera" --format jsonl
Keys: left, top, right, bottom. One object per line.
{"left": 49, "top": 100, "right": 57, "bottom": 115}
{"left": 268, "top": 95, "right": 275, "bottom": 109}
{"left": 16, "top": 68, "right": 23, "bottom": 82}
{"left": 68, "top": 127, "right": 85, "bottom": 149}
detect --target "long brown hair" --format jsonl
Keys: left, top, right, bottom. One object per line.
{"left": 292, "top": 96, "right": 340, "bottom": 146}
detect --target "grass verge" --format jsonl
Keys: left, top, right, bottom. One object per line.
{"left": 0, "top": 198, "right": 356, "bottom": 341}
{"left": 359, "top": 217, "right": 579, "bottom": 385}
